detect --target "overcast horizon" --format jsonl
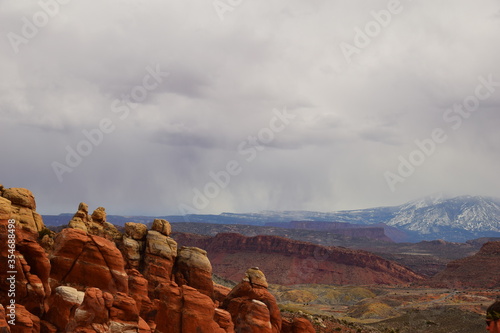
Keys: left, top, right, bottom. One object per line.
{"left": 1, "top": 1, "right": 500, "bottom": 216}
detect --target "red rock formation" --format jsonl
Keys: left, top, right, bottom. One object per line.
{"left": 174, "top": 233, "right": 424, "bottom": 285}
{"left": 0, "top": 219, "right": 51, "bottom": 318}
{"left": 42, "top": 285, "right": 151, "bottom": 333}
{"left": 281, "top": 318, "right": 315, "bottom": 333}
{"left": 138, "top": 317, "right": 152, "bottom": 333}
{"left": 10, "top": 305, "right": 40, "bottom": 333}
{"left": 67, "top": 203, "right": 121, "bottom": 241}
{"left": 143, "top": 230, "right": 177, "bottom": 296}
{"left": 90, "top": 207, "right": 106, "bottom": 224}
{"left": 1, "top": 188, "right": 36, "bottom": 210}
{"left": 270, "top": 221, "right": 395, "bottom": 242}
{"left": 0, "top": 186, "right": 52, "bottom": 332}
{"left": 0, "top": 186, "right": 359, "bottom": 332}
{"left": 125, "top": 222, "right": 149, "bottom": 240}
{"left": 67, "top": 202, "right": 91, "bottom": 232}
{"left": 127, "top": 269, "right": 153, "bottom": 317}
{"left": 181, "top": 286, "right": 227, "bottom": 333}
{"left": 122, "top": 222, "right": 148, "bottom": 270}
{"left": 40, "top": 320, "right": 57, "bottom": 333}
{"left": 0, "top": 304, "right": 10, "bottom": 333}
{"left": 44, "top": 286, "right": 84, "bottom": 331}
{"left": 109, "top": 292, "right": 140, "bottom": 331}
{"left": 49, "top": 228, "right": 128, "bottom": 294}
{"left": 227, "top": 298, "right": 272, "bottom": 333}
{"left": 428, "top": 241, "right": 500, "bottom": 288}
{"left": 214, "top": 308, "right": 235, "bottom": 333}
{"left": 0, "top": 197, "right": 11, "bottom": 220}
{"left": 16, "top": 230, "right": 51, "bottom": 315}
{"left": 14, "top": 255, "right": 45, "bottom": 316}
{"left": 0, "top": 186, "right": 43, "bottom": 233}
{"left": 154, "top": 282, "right": 226, "bottom": 333}
{"left": 0, "top": 185, "right": 50, "bottom": 315}
{"left": 152, "top": 219, "right": 172, "bottom": 236}
{"left": 65, "top": 287, "right": 112, "bottom": 332}
{"left": 214, "top": 283, "right": 232, "bottom": 305}
{"left": 174, "top": 246, "right": 214, "bottom": 299}
{"left": 122, "top": 235, "right": 143, "bottom": 269}
{"left": 222, "top": 268, "right": 282, "bottom": 333}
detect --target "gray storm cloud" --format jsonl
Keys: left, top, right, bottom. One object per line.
{"left": 1, "top": 0, "right": 499, "bottom": 215}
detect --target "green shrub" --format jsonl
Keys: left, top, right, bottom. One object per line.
{"left": 38, "top": 227, "right": 52, "bottom": 239}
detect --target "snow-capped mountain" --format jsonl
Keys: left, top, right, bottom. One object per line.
{"left": 387, "top": 195, "right": 500, "bottom": 235}
{"left": 215, "top": 195, "right": 500, "bottom": 241}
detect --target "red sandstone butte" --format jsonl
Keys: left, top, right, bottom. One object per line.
{"left": 174, "top": 232, "right": 424, "bottom": 285}
{"left": 428, "top": 241, "right": 500, "bottom": 288}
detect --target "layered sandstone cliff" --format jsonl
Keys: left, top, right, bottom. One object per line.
{"left": 266, "top": 221, "right": 394, "bottom": 242}
{"left": 173, "top": 232, "right": 425, "bottom": 285}
{"left": 428, "top": 241, "right": 500, "bottom": 288}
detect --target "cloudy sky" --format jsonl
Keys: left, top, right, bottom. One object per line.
{"left": 1, "top": 0, "right": 500, "bottom": 216}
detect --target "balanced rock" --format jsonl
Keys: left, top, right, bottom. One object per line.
{"left": 125, "top": 222, "right": 148, "bottom": 240}
{"left": 152, "top": 219, "right": 171, "bottom": 236}
{"left": 244, "top": 267, "right": 268, "bottom": 288}
{"left": 91, "top": 207, "right": 106, "bottom": 224}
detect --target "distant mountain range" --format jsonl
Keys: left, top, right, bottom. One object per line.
{"left": 43, "top": 195, "right": 500, "bottom": 242}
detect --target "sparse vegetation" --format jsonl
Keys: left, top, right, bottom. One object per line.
{"left": 38, "top": 226, "right": 52, "bottom": 239}
{"left": 269, "top": 283, "right": 493, "bottom": 333}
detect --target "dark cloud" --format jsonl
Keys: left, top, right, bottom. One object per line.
{"left": 1, "top": 0, "right": 500, "bottom": 215}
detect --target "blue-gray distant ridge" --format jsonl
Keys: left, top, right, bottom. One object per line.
{"left": 43, "top": 195, "right": 500, "bottom": 242}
